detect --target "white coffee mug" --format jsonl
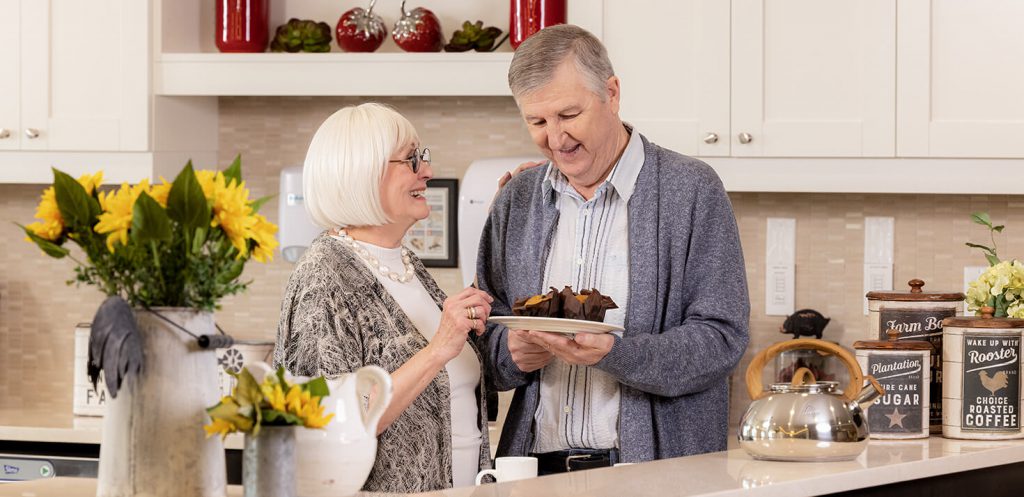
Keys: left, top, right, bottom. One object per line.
{"left": 475, "top": 457, "right": 538, "bottom": 485}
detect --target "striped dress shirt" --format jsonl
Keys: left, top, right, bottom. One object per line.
{"left": 532, "top": 127, "right": 645, "bottom": 452}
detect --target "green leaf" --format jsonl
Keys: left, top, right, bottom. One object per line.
{"left": 971, "top": 211, "right": 993, "bottom": 227}
{"left": 52, "top": 168, "right": 101, "bottom": 229}
{"left": 218, "top": 258, "right": 245, "bottom": 284}
{"left": 275, "top": 366, "right": 289, "bottom": 389}
{"left": 192, "top": 226, "right": 208, "bottom": 254}
{"left": 965, "top": 242, "right": 995, "bottom": 253}
{"left": 130, "top": 191, "right": 172, "bottom": 244}
{"left": 16, "top": 223, "right": 70, "bottom": 259}
{"left": 261, "top": 408, "right": 301, "bottom": 426}
{"left": 303, "top": 376, "right": 330, "bottom": 399}
{"left": 222, "top": 155, "right": 242, "bottom": 187}
{"left": 994, "top": 225, "right": 1005, "bottom": 233}
{"left": 167, "top": 161, "right": 212, "bottom": 231}
{"left": 250, "top": 195, "right": 274, "bottom": 214}
{"left": 986, "top": 253, "right": 1001, "bottom": 266}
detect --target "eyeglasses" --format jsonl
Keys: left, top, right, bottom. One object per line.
{"left": 388, "top": 147, "right": 431, "bottom": 174}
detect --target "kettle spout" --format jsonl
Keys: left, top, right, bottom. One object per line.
{"left": 854, "top": 376, "right": 885, "bottom": 409}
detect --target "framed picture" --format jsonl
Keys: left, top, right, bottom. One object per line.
{"left": 403, "top": 178, "right": 458, "bottom": 267}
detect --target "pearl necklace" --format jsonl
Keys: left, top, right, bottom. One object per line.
{"left": 336, "top": 230, "right": 415, "bottom": 283}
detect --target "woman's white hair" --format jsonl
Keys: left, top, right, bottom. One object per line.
{"left": 303, "top": 103, "right": 418, "bottom": 229}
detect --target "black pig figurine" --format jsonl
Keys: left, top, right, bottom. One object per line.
{"left": 780, "top": 309, "right": 831, "bottom": 339}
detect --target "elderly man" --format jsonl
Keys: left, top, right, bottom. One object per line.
{"left": 476, "top": 24, "right": 750, "bottom": 474}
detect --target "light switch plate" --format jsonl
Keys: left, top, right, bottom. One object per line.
{"left": 766, "top": 218, "right": 796, "bottom": 316}
{"left": 864, "top": 217, "right": 895, "bottom": 314}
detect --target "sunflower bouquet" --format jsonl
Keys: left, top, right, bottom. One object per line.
{"left": 19, "top": 157, "right": 278, "bottom": 311}
{"left": 964, "top": 212, "right": 1024, "bottom": 318}
{"left": 205, "top": 365, "right": 334, "bottom": 439}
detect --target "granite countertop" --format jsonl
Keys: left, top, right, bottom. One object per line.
{"left": 6, "top": 437, "right": 1024, "bottom": 497}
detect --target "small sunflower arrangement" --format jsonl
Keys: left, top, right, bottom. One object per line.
{"left": 205, "top": 365, "right": 334, "bottom": 439}
{"left": 19, "top": 157, "right": 278, "bottom": 311}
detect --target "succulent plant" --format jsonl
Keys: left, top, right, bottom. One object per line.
{"left": 270, "top": 18, "right": 333, "bottom": 53}
{"left": 444, "top": 20, "right": 505, "bottom": 52}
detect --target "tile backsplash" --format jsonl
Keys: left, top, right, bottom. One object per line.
{"left": 2, "top": 96, "right": 1020, "bottom": 430}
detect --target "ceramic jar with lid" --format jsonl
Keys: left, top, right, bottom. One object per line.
{"left": 867, "top": 278, "right": 964, "bottom": 432}
{"left": 942, "top": 309, "right": 1024, "bottom": 440}
{"left": 854, "top": 329, "right": 932, "bottom": 439}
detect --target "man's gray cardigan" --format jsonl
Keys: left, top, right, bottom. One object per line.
{"left": 475, "top": 135, "right": 750, "bottom": 462}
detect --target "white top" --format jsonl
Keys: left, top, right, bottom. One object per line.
{"left": 532, "top": 127, "right": 645, "bottom": 452}
{"left": 342, "top": 237, "right": 483, "bottom": 487}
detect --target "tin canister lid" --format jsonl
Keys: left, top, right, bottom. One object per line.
{"left": 943, "top": 307, "right": 1024, "bottom": 328}
{"left": 853, "top": 329, "right": 934, "bottom": 350}
{"left": 865, "top": 278, "right": 964, "bottom": 302}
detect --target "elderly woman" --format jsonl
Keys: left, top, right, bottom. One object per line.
{"left": 275, "top": 103, "right": 493, "bottom": 492}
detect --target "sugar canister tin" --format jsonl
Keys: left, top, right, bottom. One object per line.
{"left": 854, "top": 329, "right": 932, "bottom": 439}
{"left": 942, "top": 310, "right": 1024, "bottom": 440}
{"left": 867, "top": 278, "right": 964, "bottom": 432}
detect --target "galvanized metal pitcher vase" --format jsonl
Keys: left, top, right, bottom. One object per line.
{"left": 243, "top": 426, "right": 297, "bottom": 497}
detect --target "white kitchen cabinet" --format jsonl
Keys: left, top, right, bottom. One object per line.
{"left": 898, "top": 0, "right": 1024, "bottom": 158}
{"left": 604, "top": 0, "right": 730, "bottom": 157}
{"left": 731, "top": 0, "right": 895, "bottom": 157}
{"left": 0, "top": 0, "right": 148, "bottom": 153}
{"left": 608, "top": 0, "right": 895, "bottom": 158}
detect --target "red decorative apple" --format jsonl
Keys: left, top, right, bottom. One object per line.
{"left": 336, "top": 0, "right": 386, "bottom": 52}
{"left": 391, "top": 0, "right": 443, "bottom": 52}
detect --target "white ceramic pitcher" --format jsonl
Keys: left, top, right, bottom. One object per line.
{"left": 247, "top": 362, "right": 393, "bottom": 497}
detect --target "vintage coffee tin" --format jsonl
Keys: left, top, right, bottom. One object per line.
{"left": 867, "top": 278, "right": 964, "bottom": 432}
{"left": 942, "top": 312, "right": 1024, "bottom": 440}
{"left": 855, "top": 329, "right": 932, "bottom": 439}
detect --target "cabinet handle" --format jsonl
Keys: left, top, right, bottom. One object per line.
{"left": 0, "top": 128, "right": 10, "bottom": 139}
{"left": 738, "top": 132, "right": 753, "bottom": 144}
{"left": 25, "top": 128, "right": 40, "bottom": 139}
{"left": 703, "top": 132, "right": 719, "bottom": 144}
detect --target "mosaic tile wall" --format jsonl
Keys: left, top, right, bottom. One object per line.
{"left": 2, "top": 96, "right": 1020, "bottom": 435}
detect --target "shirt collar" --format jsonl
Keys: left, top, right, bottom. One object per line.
{"left": 542, "top": 124, "right": 646, "bottom": 205}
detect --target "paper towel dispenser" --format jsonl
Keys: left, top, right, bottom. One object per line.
{"left": 278, "top": 166, "right": 323, "bottom": 263}
{"left": 457, "top": 157, "right": 543, "bottom": 287}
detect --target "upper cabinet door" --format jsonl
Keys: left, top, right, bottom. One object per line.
{"left": 604, "top": 0, "right": 730, "bottom": 157}
{"left": 732, "top": 0, "right": 895, "bottom": 157}
{"left": 0, "top": 0, "right": 20, "bottom": 151}
{"left": 898, "top": 0, "right": 1024, "bottom": 158}
{"left": 21, "top": 0, "right": 148, "bottom": 152}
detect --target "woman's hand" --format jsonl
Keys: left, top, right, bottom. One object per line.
{"left": 497, "top": 160, "right": 546, "bottom": 189}
{"left": 425, "top": 286, "right": 494, "bottom": 364}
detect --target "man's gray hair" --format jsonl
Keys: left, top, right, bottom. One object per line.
{"left": 508, "top": 24, "right": 615, "bottom": 101}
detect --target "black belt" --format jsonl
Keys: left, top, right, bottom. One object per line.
{"left": 531, "top": 448, "right": 619, "bottom": 474}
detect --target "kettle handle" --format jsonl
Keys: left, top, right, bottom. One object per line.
{"left": 355, "top": 365, "right": 393, "bottom": 435}
{"left": 745, "top": 338, "right": 864, "bottom": 403}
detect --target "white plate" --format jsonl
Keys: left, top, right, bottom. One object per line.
{"left": 488, "top": 316, "right": 624, "bottom": 334}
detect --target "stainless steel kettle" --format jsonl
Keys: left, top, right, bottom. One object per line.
{"left": 738, "top": 339, "right": 885, "bottom": 462}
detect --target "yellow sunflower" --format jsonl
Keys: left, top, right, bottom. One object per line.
{"left": 249, "top": 213, "right": 278, "bottom": 263}
{"left": 94, "top": 180, "right": 153, "bottom": 252}
{"left": 24, "top": 171, "right": 104, "bottom": 242}
{"left": 208, "top": 173, "right": 256, "bottom": 257}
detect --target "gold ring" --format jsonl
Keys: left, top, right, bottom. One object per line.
{"left": 467, "top": 306, "right": 476, "bottom": 320}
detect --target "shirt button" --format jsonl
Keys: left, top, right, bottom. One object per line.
{"left": 576, "top": 258, "right": 584, "bottom": 265}
{"left": 582, "top": 210, "right": 590, "bottom": 217}
{"left": 564, "top": 406, "right": 571, "bottom": 414}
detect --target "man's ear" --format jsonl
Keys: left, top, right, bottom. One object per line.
{"left": 606, "top": 75, "right": 621, "bottom": 112}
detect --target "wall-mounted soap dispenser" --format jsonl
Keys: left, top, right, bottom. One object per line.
{"left": 278, "top": 166, "right": 322, "bottom": 263}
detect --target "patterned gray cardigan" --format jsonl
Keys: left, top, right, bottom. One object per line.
{"left": 274, "top": 232, "right": 491, "bottom": 493}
